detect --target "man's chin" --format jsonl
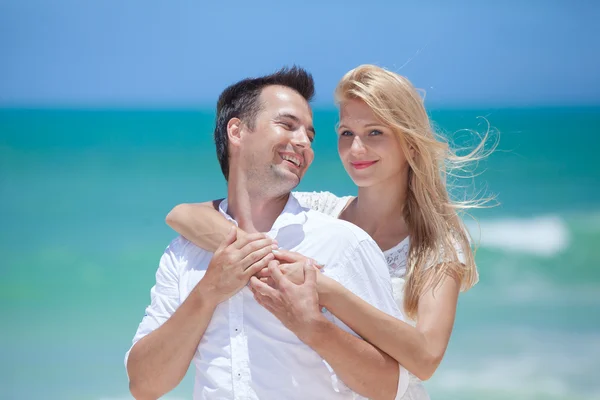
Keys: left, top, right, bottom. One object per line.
{"left": 272, "top": 170, "right": 302, "bottom": 191}
{"left": 282, "top": 176, "right": 301, "bottom": 191}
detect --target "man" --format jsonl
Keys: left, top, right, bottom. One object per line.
{"left": 125, "top": 66, "right": 407, "bottom": 399}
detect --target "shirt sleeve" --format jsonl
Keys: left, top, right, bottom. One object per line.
{"left": 454, "top": 236, "right": 468, "bottom": 264}
{"left": 124, "top": 237, "right": 184, "bottom": 373}
{"left": 430, "top": 236, "right": 470, "bottom": 268}
{"left": 323, "top": 239, "right": 410, "bottom": 399}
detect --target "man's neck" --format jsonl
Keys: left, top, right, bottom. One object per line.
{"left": 226, "top": 175, "right": 289, "bottom": 233}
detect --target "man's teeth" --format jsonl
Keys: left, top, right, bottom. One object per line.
{"left": 282, "top": 155, "right": 300, "bottom": 166}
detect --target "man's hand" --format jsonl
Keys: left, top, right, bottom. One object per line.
{"left": 249, "top": 259, "right": 326, "bottom": 344}
{"left": 197, "top": 227, "right": 277, "bottom": 306}
{"left": 255, "top": 249, "right": 322, "bottom": 286}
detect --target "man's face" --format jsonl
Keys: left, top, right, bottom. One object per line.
{"left": 237, "top": 85, "right": 315, "bottom": 195}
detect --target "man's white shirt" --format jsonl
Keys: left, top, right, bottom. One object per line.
{"left": 126, "top": 194, "right": 409, "bottom": 399}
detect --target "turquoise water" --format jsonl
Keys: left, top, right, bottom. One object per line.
{"left": 1, "top": 107, "right": 599, "bottom": 399}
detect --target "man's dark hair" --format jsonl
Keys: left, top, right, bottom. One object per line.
{"left": 214, "top": 66, "right": 315, "bottom": 180}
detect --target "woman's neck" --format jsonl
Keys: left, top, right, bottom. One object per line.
{"left": 345, "top": 178, "right": 410, "bottom": 250}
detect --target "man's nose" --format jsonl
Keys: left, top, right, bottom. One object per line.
{"left": 291, "top": 127, "right": 311, "bottom": 148}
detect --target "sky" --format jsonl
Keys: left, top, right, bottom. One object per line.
{"left": 1, "top": 0, "right": 599, "bottom": 108}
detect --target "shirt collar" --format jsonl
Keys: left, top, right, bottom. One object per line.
{"left": 218, "top": 193, "right": 308, "bottom": 236}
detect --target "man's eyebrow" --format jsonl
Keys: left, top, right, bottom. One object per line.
{"left": 277, "top": 113, "right": 315, "bottom": 135}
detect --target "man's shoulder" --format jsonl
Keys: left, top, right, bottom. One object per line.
{"left": 303, "top": 209, "right": 391, "bottom": 280}
{"left": 165, "top": 235, "right": 190, "bottom": 251}
{"left": 164, "top": 235, "right": 211, "bottom": 260}
{"left": 304, "top": 209, "right": 374, "bottom": 245}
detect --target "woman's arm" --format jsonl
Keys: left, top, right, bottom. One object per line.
{"left": 319, "top": 267, "right": 460, "bottom": 381}
{"left": 166, "top": 200, "right": 240, "bottom": 252}
{"left": 164, "top": 191, "right": 335, "bottom": 252}
{"left": 251, "top": 261, "right": 400, "bottom": 400}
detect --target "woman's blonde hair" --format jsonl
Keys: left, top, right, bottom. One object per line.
{"left": 334, "top": 64, "right": 497, "bottom": 320}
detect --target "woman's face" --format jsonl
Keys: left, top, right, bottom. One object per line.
{"left": 337, "top": 99, "right": 409, "bottom": 189}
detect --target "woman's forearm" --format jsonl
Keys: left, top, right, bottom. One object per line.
{"left": 166, "top": 201, "right": 238, "bottom": 252}
{"left": 318, "top": 276, "right": 445, "bottom": 381}
{"left": 302, "top": 317, "right": 400, "bottom": 400}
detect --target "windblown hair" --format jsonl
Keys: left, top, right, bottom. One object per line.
{"left": 335, "top": 64, "right": 497, "bottom": 320}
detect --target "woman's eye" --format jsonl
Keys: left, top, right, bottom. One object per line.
{"left": 370, "top": 130, "right": 383, "bottom": 136}
{"left": 340, "top": 130, "right": 353, "bottom": 137}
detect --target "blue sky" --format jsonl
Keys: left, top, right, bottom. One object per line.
{"left": 1, "top": 0, "right": 598, "bottom": 107}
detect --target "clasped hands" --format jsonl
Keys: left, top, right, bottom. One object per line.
{"left": 198, "top": 227, "right": 325, "bottom": 342}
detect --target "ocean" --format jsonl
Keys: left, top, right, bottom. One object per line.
{"left": 1, "top": 107, "right": 599, "bottom": 399}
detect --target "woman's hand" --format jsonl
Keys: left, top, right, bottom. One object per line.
{"left": 254, "top": 249, "right": 323, "bottom": 286}
{"left": 249, "top": 259, "right": 326, "bottom": 344}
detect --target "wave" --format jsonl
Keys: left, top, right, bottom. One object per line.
{"left": 466, "top": 215, "right": 570, "bottom": 257}
{"left": 430, "top": 329, "right": 600, "bottom": 399}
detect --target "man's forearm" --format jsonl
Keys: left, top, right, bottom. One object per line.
{"left": 127, "top": 291, "right": 217, "bottom": 400}
{"left": 302, "top": 318, "right": 399, "bottom": 400}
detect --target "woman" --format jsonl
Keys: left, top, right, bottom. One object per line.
{"left": 166, "top": 64, "right": 494, "bottom": 397}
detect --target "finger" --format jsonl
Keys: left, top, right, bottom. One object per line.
{"left": 248, "top": 280, "right": 260, "bottom": 295}
{"left": 253, "top": 291, "right": 277, "bottom": 314}
{"left": 241, "top": 246, "right": 276, "bottom": 271}
{"left": 241, "top": 247, "right": 275, "bottom": 272}
{"left": 255, "top": 266, "right": 272, "bottom": 279}
{"left": 279, "top": 260, "right": 303, "bottom": 273}
{"left": 217, "top": 226, "right": 237, "bottom": 251}
{"left": 249, "top": 276, "right": 280, "bottom": 298}
{"left": 239, "top": 239, "right": 278, "bottom": 263}
{"left": 257, "top": 277, "right": 276, "bottom": 287}
{"left": 250, "top": 281, "right": 282, "bottom": 314}
{"left": 244, "top": 252, "right": 275, "bottom": 278}
{"left": 269, "top": 261, "right": 289, "bottom": 288}
{"left": 251, "top": 285, "right": 272, "bottom": 306}
{"left": 271, "top": 249, "right": 303, "bottom": 263}
{"left": 304, "top": 259, "right": 317, "bottom": 284}
{"left": 234, "top": 232, "right": 271, "bottom": 249}
{"left": 272, "top": 249, "right": 321, "bottom": 269}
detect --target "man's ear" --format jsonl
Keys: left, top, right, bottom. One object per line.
{"left": 227, "top": 118, "right": 243, "bottom": 149}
